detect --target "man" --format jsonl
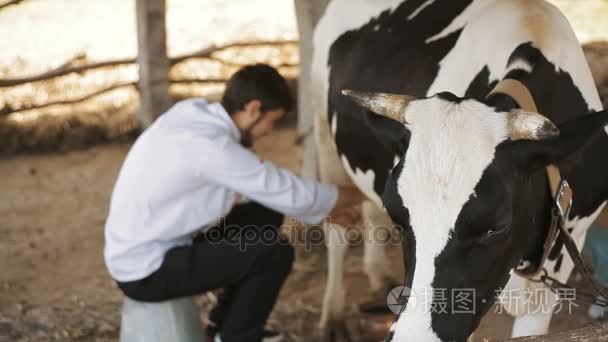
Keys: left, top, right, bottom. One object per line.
{"left": 585, "top": 223, "right": 608, "bottom": 320}
{"left": 104, "top": 64, "right": 360, "bottom": 341}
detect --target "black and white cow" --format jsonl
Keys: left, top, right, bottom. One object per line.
{"left": 312, "top": 0, "right": 608, "bottom": 341}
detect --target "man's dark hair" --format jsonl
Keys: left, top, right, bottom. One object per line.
{"left": 221, "top": 64, "right": 294, "bottom": 115}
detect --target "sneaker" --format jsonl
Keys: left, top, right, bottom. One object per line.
{"left": 205, "top": 320, "right": 283, "bottom": 342}
{"left": 588, "top": 296, "right": 607, "bottom": 320}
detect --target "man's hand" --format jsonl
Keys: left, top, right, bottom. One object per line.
{"left": 325, "top": 186, "right": 367, "bottom": 227}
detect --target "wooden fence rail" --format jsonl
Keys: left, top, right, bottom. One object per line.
{"left": 0, "top": 40, "right": 297, "bottom": 88}
{"left": 0, "top": 40, "right": 298, "bottom": 116}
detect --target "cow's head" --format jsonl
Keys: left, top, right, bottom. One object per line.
{"left": 343, "top": 89, "right": 608, "bottom": 341}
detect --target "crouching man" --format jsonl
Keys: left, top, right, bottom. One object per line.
{"left": 104, "top": 64, "right": 360, "bottom": 342}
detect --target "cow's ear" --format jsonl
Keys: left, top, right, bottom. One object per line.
{"left": 506, "top": 109, "right": 608, "bottom": 172}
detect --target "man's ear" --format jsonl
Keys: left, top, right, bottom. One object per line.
{"left": 505, "top": 109, "right": 608, "bottom": 172}
{"left": 244, "top": 100, "right": 262, "bottom": 118}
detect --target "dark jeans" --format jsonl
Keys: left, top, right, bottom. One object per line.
{"left": 116, "top": 202, "right": 294, "bottom": 342}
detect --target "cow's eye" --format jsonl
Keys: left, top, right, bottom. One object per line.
{"left": 479, "top": 224, "right": 510, "bottom": 243}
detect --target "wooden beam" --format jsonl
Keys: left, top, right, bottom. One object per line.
{"left": 294, "top": 0, "right": 330, "bottom": 180}
{"left": 135, "top": 0, "right": 171, "bottom": 127}
{"left": 497, "top": 321, "right": 608, "bottom": 341}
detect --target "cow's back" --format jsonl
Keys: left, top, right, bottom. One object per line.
{"left": 312, "top": 0, "right": 602, "bottom": 200}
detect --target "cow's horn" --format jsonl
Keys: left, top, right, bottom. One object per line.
{"left": 507, "top": 109, "right": 560, "bottom": 140}
{"left": 341, "top": 90, "right": 415, "bottom": 124}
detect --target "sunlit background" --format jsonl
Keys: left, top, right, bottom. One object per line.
{"left": 0, "top": 0, "right": 299, "bottom": 154}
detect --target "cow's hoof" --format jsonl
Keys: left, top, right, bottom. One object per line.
{"left": 322, "top": 320, "right": 352, "bottom": 342}
{"left": 359, "top": 309, "right": 395, "bottom": 341}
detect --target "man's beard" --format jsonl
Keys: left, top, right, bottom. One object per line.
{"left": 240, "top": 131, "right": 254, "bottom": 148}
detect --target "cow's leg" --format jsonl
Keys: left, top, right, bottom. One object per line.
{"left": 511, "top": 311, "right": 554, "bottom": 337}
{"left": 314, "top": 81, "right": 354, "bottom": 340}
{"left": 361, "top": 201, "right": 399, "bottom": 302}
{"left": 320, "top": 222, "right": 352, "bottom": 341}
{"left": 315, "top": 136, "right": 352, "bottom": 340}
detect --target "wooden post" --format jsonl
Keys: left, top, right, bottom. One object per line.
{"left": 135, "top": 0, "right": 172, "bottom": 127}
{"left": 294, "top": 0, "right": 330, "bottom": 180}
